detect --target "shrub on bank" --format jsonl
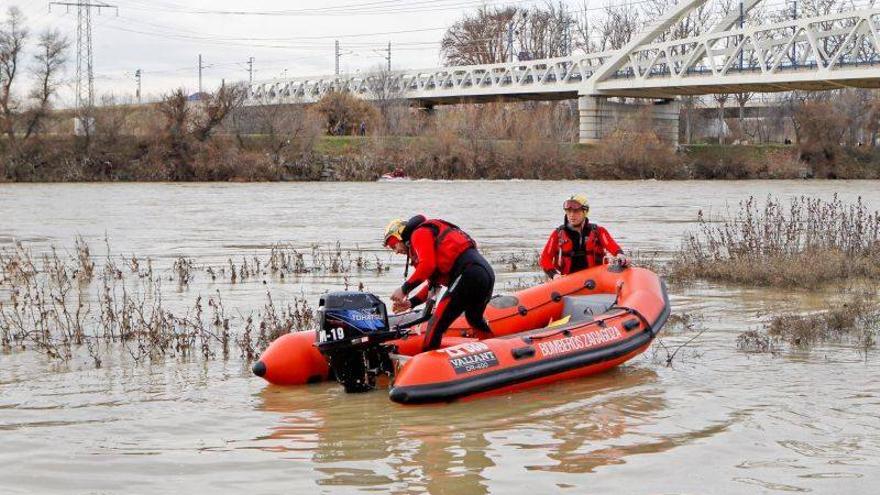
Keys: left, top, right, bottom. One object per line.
{"left": 685, "top": 145, "right": 807, "bottom": 179}
{"left": 7, "top": 87, "right": 880, "bottom": 182}
{"left": 588, "top": 130, "right": 685, "bottom": 179}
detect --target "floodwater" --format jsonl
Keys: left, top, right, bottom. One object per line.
{"left": 1, "top": 180, "right": 879, "bottom": 494}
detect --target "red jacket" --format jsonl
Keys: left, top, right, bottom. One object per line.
{"left": 539, "top": 222, "right": 621, "bottom": 277}
{"left": 401, "top": 219, "right": 476, "bottom": 301}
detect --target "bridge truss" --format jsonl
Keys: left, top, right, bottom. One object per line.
{"left": 247, "top": 1, "right": 880, "bottom": 105}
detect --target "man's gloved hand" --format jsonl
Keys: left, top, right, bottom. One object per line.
{"left": 391, "top": 287, "right": 406, "bottom": 303}
{"left": 392, "top": 299, "right": 412, "bottom": 313}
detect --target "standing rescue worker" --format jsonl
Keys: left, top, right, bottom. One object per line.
{"left": 539, "top": 194, "right": 626, "bottom": 279}
{"left": 384, "top": 215, "right": 495, "bottom": 351}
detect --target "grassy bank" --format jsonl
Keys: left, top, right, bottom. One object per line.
{"left": 4, "top": 135, "right": 880, "bottom": 182}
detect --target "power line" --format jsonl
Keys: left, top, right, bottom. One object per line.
{"left": 117, "top": 0, "right": 536, "bottom": 17}
{"left": 78, "top": 0, "right": 661, "bottom": 51}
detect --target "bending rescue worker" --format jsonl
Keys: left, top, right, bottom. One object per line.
{"left": 384, "top": 215, "right": 495, "bottom": 351}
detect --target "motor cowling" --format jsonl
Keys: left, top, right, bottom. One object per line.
{"left": 315, "top": 292, "right": 398, "bottom": 393}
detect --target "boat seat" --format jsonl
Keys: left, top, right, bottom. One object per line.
{"left": 562, "top": 294, "right": 617, "bottom": 323}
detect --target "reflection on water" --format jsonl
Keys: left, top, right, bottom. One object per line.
{"left": 254, "top": 368, "right": 663, "bottom": 493}
{"left": 1, "top": 181, "right": 880, "bottom": 494}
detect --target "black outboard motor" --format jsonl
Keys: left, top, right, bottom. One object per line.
{"left": 315, "top": 292, "right": 401, "bottom": 393}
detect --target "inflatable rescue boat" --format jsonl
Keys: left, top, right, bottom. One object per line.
{"left": 253, "top": 263, "right": 669, "bottom": 403}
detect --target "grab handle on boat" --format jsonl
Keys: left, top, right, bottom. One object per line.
{"left": 511, "top": 346, "right": 536, "bottom": 360}
{"left": 522, "top": 328, "right": 571, "bottom": 344}
{"left": 615, "top": 305, "right": 655, "bottom": 336}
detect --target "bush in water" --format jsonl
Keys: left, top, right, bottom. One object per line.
{"left": 670, "top": 194, "right": 880, "bottom": 286}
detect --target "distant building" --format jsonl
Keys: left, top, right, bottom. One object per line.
{"left": 188, "top": 92, "right": 210, "bottom": 102}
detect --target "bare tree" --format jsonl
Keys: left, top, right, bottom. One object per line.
{"left": 159, "top": 89, "right": 189, "bottom": 139}
{"left": 441, "top": 6, "right": 515, "bottom": 65}
{"left": 233, "top": 97, "right": 322, "bottom": 164}
{"left": 0, "top": 6, "right": 28, "bottom": 141}
{"left": 596, "top": 1, "right": 640, "bottom": 52}
{"left": 514, "top": 2, "right": 575, "bottom": 60}
{"left": 441, "top": 4, "right": 581, "bottom": 65}
{"left": 681, "top": 95, "right": 701, "bottom": 144}
{"left": 90, "top": 95, "right": 122, "bottom": 145}
{"left": 573, "top": 0, "right": 596, "bottom": 53}
{"left": 834, "top": 89, "right": 874, "bottom": 146}
{"left": 364, "top": 65, "right": 407, "bottom": 134}
{"left": 22, "top": 29, "right": 68, "bottom": 140}
{"left": 192, "top": 83, "right": 247, "bottom": 142}
{"left": 714, "top": 93, "right": 730, "bottom": 144}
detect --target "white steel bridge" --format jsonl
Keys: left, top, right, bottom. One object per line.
{"left": 247, "top": 0, "right": 880, "bottom": 143}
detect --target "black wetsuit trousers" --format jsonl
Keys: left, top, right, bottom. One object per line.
{"left": 423, "top": 249, "right": 495, "bottom": 351}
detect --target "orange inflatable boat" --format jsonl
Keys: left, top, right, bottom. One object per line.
{"left": 253, "top": 263, "right": 669, "bottom": 403}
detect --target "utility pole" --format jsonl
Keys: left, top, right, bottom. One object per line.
{"left": 335, "top": 40, "right": 340, "bottom": 75}
{"left": 247, "top": 56, "right": 254, "bottom": 84}
{"left": 49, "top": 1, "right": 117, "bottom": 128}
{"left": 387, "top": 41, "right": 391, "bottom": 71}
{"left": 198, "top": 54, "right": 203, "bottom": 95}
{"left": 134, "top": 69, "right": 141, "bottom": 104}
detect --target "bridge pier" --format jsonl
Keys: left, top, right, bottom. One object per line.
{"left": 578, "top": 96, "right": 679, "bottom": 145}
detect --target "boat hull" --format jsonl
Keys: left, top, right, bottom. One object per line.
{"left": 389, "top": 268, "right": 670, "bottom": 404}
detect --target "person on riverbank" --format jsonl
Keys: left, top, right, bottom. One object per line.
{"left": 539, "top": 194, "right": 626, "bottom": 279}
{"left": 384, "top": 215, "right": 495, "bottom": 351}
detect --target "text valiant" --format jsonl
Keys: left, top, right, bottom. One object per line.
{"left": 537, "top": 326, "right": 623, "bottom": 357}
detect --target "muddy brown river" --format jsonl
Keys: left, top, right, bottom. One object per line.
{"left": 1, "top": 181, "right": 879, "bottom": 494}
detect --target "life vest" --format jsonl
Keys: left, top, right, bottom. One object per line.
{"left": 410, "top": 219, "right": 476, "bottom": 282}
{"left": 555, "top": 223, "right": 605, "bottom": 274}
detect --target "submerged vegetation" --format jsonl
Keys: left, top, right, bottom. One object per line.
{"left": 0, "top": 240, "right": 397, "bottom": 366}
{"left": 738, "top": 295, "right": 880, "bottom": 354}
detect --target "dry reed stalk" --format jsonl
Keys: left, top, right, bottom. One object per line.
{"left": 738, "top": 296, "right": 880, "bottom": 353}
{"left": 0, "top": 239, "right": 338, "bottom": 367}
{"left": 671, "top": 195, "right": 880, "bottom": 286}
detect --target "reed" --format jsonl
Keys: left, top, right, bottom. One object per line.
{"left": 0, "top": 239, "right": 385, "bottom": 367}
{"left": 737, "top": 296, "right": 880, "bottom": 354}
{"left": 492, "top": 250, "right": 541, "bottom": 272}
{"left": 670, "top": 195, "right": 880, "bottom": 286}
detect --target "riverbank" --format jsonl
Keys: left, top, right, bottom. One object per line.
{"left": 3, "top": 136, "right": 880, "bottom": 182}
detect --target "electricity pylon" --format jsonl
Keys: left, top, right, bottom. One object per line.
{"left": 49, "top": 1, "right": 117, "bottom": 120}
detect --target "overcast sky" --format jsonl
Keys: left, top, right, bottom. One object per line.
{"left": 6, "top": 0, "right": 859, "bottom": 107}
{"left": 7, "top": 0, "right": 578, "bottom": 106}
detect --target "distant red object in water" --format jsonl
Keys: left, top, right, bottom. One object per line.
{"left": 379, "top": 168, "right": 410, "bottom": 181}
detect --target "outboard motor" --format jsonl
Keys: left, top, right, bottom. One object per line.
{"left": 315, "top": 292, "right": 401, "bottom": 393}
